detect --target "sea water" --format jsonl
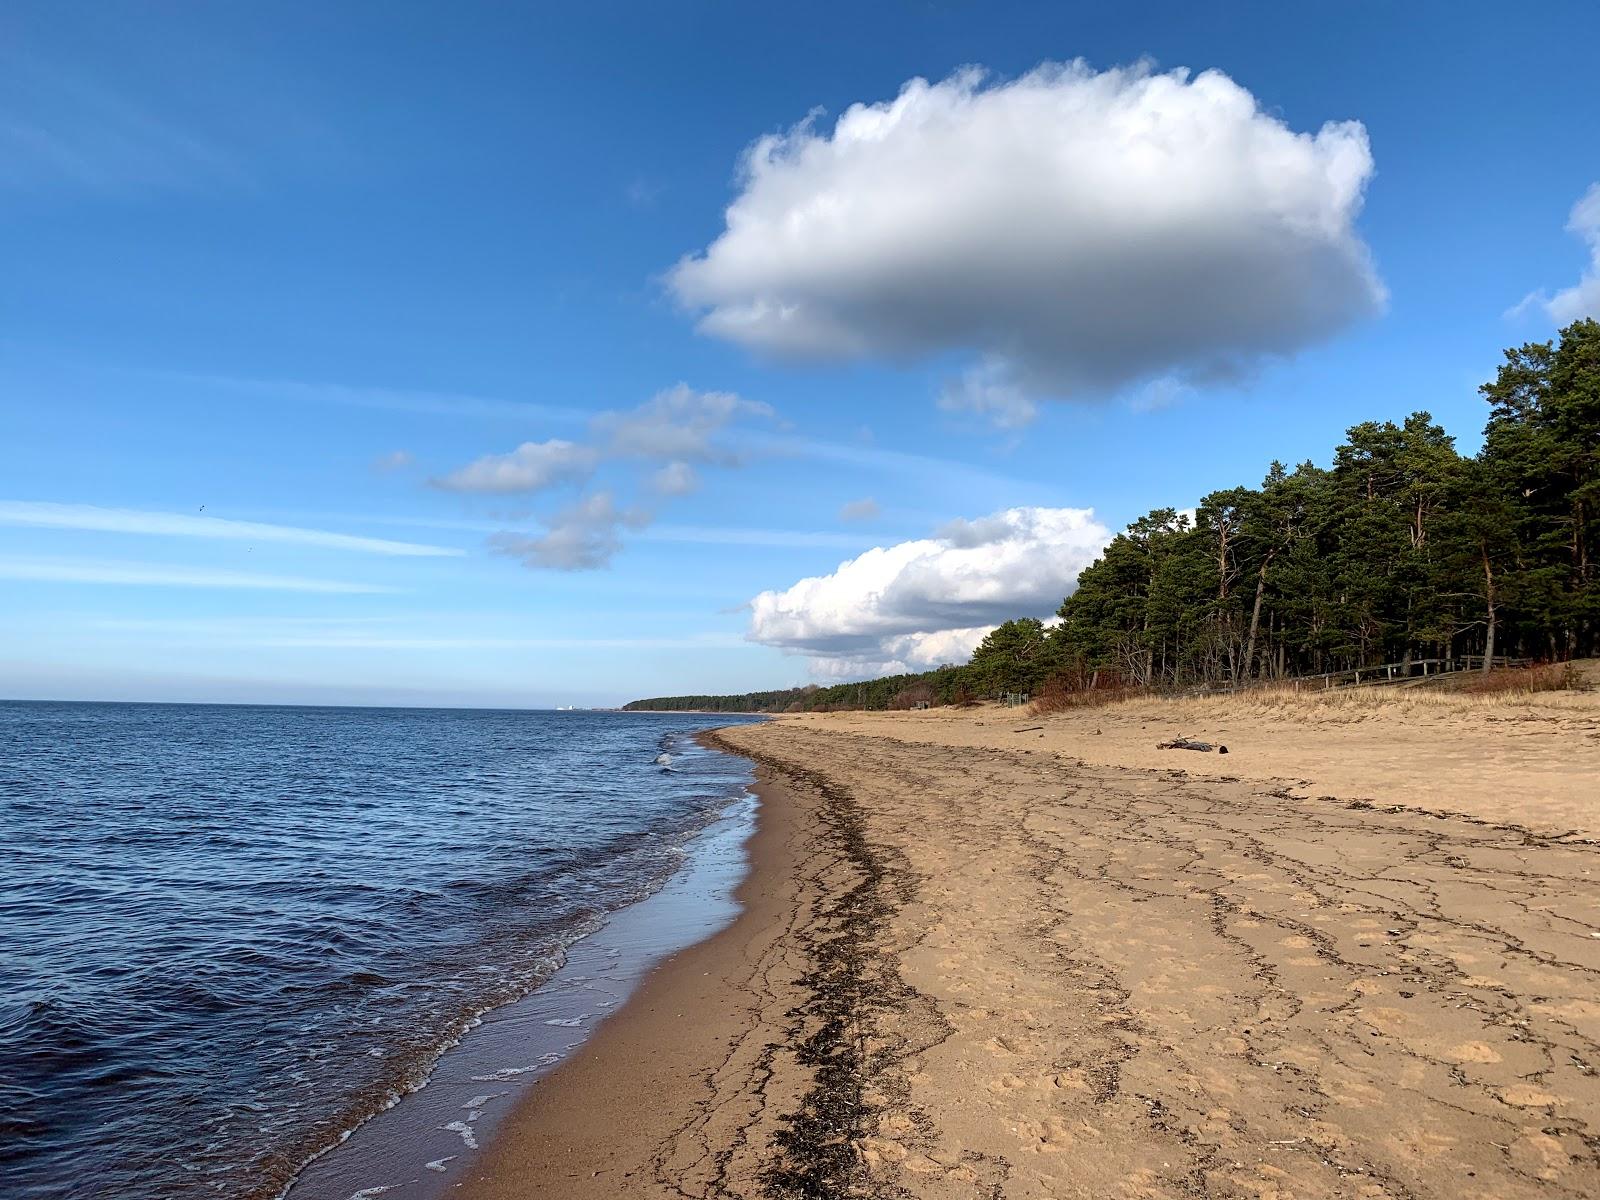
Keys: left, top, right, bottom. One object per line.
{"left": 0, "top": 701, "right": 761, "bottom": 1199}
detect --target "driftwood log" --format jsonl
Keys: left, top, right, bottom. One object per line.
{"left": 1158, "top": 736, "right": 1229, "bottom": 754}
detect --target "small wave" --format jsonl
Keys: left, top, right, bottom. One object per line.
{"left": 468, "top": 1053, "right": 563, "bottom": 1082}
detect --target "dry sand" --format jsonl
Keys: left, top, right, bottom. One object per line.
{"left": 460, "top": 686, "right": 1600, "bottom": 1198}
{"left": 780, "top": 677, "right": 1600, "bottom": 835}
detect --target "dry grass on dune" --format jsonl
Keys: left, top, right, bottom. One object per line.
{"left": 1032, "top": 661, "right": 1597, "bottom": 723}
{"left": 1456, "top": 661, "right": 1580, "bottom": 695}
{"left": 1029, "top": 675, "right": 1144, "bottom": 713}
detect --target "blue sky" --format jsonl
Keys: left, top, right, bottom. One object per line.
{"left": 3, "top": 0, "right": 1597, "bottom": 707}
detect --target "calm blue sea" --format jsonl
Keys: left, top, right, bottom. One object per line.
{"left": 0, "top": 701, "right": 761, "bottom": 1200}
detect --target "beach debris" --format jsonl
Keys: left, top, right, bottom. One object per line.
{"left": 1158, "top": 736, "right": 1229, "bottom": 754}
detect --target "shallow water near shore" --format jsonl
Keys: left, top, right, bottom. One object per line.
{"left": 0, "top": 701, "right": 762, "bottom": 1200}
{"left": 285, "top": 783, "right": 757, "bottom": 1199}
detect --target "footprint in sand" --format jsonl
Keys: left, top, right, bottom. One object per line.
{"left": 1510, "top": 1131, "right": 1574, "bottom": 1181}
{"left": 1447, "top": 1040, "right": 1503, "bottom": 1063}
{"left": 1499, "top": 1085, "right": 1559, "bottom": 1107}
{"left": 1017, "top": 1114, "right": 1077, "bottom": 1152}
{"left": 985, "top": 1072, "right": 1029, "bottom": 1093}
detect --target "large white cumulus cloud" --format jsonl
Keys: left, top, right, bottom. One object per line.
{"left": 671, "top": 61, "right": 1384, "bottom": 404}
{"left": 747, "top": 506, "right": 1111, "bottom": 675}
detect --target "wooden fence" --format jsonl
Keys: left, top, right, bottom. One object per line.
{"left": 1181, "top": 655, "right": 1535, "bottom": 698}
{"left": 1287, "top": 655, "right": 1533, "bottom": 690}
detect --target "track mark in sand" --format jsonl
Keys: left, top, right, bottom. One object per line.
{"left": 689, "top": 734, "right": 955, "bottom": 1199}
{"left": 720, "top": 723, "right": 1600, "bottom": 1200}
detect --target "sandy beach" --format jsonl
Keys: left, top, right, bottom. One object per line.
{"left": 459, "top": 686, "right": 1600, "bottom": 1198}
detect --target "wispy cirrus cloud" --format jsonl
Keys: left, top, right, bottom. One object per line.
{"left": 0, "top": 501, "right": 463, "bottom": 557}
{"left": 372, "top": 450, "right": 415, "bottom": 472}
{"left": 156, "top": 371, "right": 1042, "bottom": 507}
{"left": 227, "top": 510, "right": 891, "bottom": 551}
{"left": 754, "top": 433, "right": 1053, "bottom": 505}
{"left": 0, "top": 556, "right": 399, "bottom": 593}
{"left": 195, "top": 374, "right": 1025, "bottom": 498}
{"left": 249, "top": 634, "right": 743, "bottom": 650}
{"left": 0, "top": 11, "right": 343, "bottom": 198}
{"left": 0, "top": 56, "right": 248, "bottom": 193}
{"left": 143, "top": 370, "right": 587, "bottom": 424}
{"left": 640, "top": 524, "right": 873, "bottom": 550}
{"left": 85, "top": 615, "right": 743, "bottom": 651}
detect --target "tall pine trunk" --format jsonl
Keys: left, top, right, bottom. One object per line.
{"left": 1482, "top": 542, "right": 1497, "bottom": 673}
{"left": 1243, "top": 549, "right": 1277, "bottom": 679}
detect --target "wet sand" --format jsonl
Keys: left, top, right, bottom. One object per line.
{"left": 455, "top": 762, "right": 833, "bottom": 1198}
{"left": 461, "top": 699, "right": 1600, "bottom": 1198}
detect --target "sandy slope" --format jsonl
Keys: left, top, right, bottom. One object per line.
{"left": 780, "top": 683, "right": 1600, "bottom": 834}
{"left": 462, "top": 694, "right": 1600, "bottom": 1199}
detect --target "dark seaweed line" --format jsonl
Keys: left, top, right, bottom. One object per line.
{"left": 701, "top": 733, "right": 947, "bottom": 1199}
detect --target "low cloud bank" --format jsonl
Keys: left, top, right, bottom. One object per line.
{"left": 747, "top": 505, "right": 1111, "bottom": 675}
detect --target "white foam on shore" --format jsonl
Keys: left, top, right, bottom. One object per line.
{"left": 468, "top": 1053, "right": 563, "bottom": 1082}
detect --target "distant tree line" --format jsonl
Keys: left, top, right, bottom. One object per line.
{"left": 626, "top": 320, "right": 1599, "bottom": 713}
{"left": 622, "top": 687, "right": 822, "bottom": 713}
{"left": 621, "top": 668, "right": 976, "bottom": 714}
